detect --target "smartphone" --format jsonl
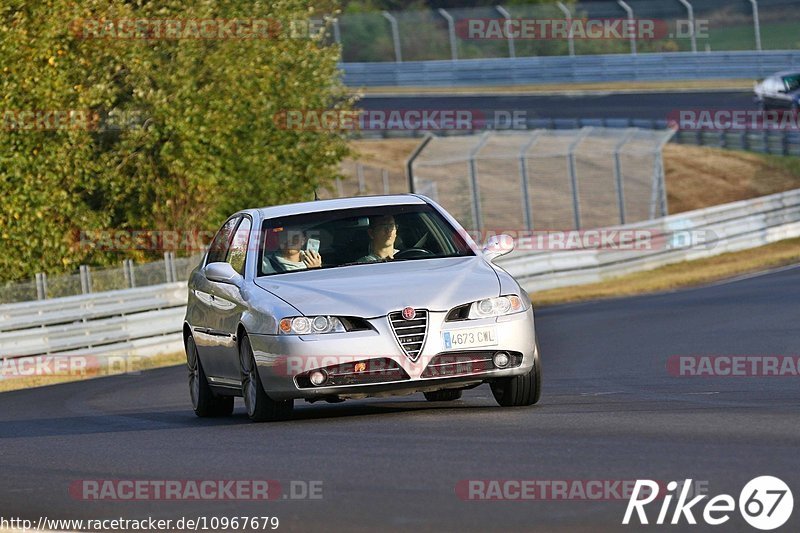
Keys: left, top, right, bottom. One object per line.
{"left": 305, "top": 238, "right": 320, "bottom": 254}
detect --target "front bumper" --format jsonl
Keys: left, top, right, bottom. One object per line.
{"left": 248, "top": 307, "right": 537, "bottom": 400}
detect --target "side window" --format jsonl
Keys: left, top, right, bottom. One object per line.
{"left": 206, "top": 217, "right": 240, "bottom": 265}
{"left": 227, "top": 217, "right": 251, "bottom": 275}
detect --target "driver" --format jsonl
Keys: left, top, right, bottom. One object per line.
{"left": 357, "top": 215, "right": 399, "bottom": 263}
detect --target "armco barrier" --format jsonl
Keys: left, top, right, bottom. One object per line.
{"left": 341, "top": 50, "right": 800, "bottom": 87}
{"left": 0, "top": 283, "right": 186, "bottom": 359}
{"left": 1, "top": 188, "right": 798, "bottom": 360}
{"left": 496, "top": 188, "right": 800, "bottom": 292}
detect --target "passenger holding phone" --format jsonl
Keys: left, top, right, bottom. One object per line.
{"left": 263, "top": 228, "right": 322, "bottom": 272}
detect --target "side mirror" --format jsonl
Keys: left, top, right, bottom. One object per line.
{"left": 482, "top": 234, "right": 515, "bottom": 262}
{"left": 204, "top": 262, "right": 242, "bottom": 285}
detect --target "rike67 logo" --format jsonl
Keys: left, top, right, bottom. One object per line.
{"left": 623, "top": 476, "right": 793, "bottom": 530}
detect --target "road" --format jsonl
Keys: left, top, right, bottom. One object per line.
{"left": 1, "top": 265, "right": 799, "bottom": 532}
{"left": 360, "top": 90, "right": 755, "bottom": 121}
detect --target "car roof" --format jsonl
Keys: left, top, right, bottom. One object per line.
{"left": 243, "top": 194, "right": 428, "bottom": 220}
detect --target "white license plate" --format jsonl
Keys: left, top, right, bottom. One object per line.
{"left": 442, "top": 326, "right": 498, "bottom": 350}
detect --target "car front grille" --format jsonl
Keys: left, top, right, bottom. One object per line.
{"left": 388, "top": 309, "right": 428, "bottom": 361}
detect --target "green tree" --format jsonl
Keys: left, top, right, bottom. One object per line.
{"left": 0, "top": 0, "right": 352, "bottom": 283}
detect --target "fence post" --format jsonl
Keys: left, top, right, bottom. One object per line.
{"left": 468, "top": 132, "right": 492, "bottom": 232}
{"left": 123, "top": 259, "right": 137, "bottom": 288}
{"left": 748, "top": 0, "right": 762, "bottom": 52}
{"left": 495, "top": 6, "right": 516, "bottom": 59}
{"left": 35, "top": 272, "right": 48, "bottom": 300}
{"left": 382, "top": 11, "right": 402, "bottom": 62}
{"left": 356, "top": 162, "right": 366, "bottom": 194}
{"left": 556, "top": 2, "right": 575, "bottom": 57}
{"left": 567, "top": 128, "right": 592, "bottom": 230}
{"left": 653, "top": 128, "right": 677, "bottom": 217}
{"left": 382, "top": 168, "right": 390, "bottom": 194}
{"left": 405, "top": 132, "right": 434, "bottom": 193}
{"left": 519, "top": 130, "right": 544, "bottom": 231}
{"left": 617, "top": 0, "right": 637, "bottom": 56}
{"left": 614, "top": 128, "right": 637, "bottom": 225}
{"left": 335, "top": 177, "right": 344, "bottom": 197}
{"left": 332, "top": 18, "right": 341, "bottom": 45}
{"left": 164, "top": 252, "right": 174, "bottom": 283}
{"left": 677, "top": 0, "right": 697, "bottom": 53}
{"left": 79, "top": 265, "right": 92, "bottom": 294}
{"left": 437, "top": 8, "right": 458, "bottom": 61}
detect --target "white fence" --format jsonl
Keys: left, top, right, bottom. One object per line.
{"left": 1, "top": 188, "right": 799, "bottom": 360}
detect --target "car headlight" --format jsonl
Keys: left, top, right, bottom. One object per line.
{"left": 446, "top": 295, "right": 526, "bottom": 321}
{"left": 279, "top": 316, "right": 346, "bottom": 335}
{"left": 469, "top": 296, "right": 524, "bottom": 319}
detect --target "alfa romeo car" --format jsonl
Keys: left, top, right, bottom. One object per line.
{"left": 183, "top": 194, "right": 541, "bottom": 421}
{"left": 754, "top": 70, "right": 800, "bottom": 113}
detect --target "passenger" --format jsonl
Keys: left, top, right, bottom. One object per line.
{"left": 263, "top": 228, "right": 322, "bottom": 272}
{"left": 357, "top": 215, "right": 399, "bottom": 263}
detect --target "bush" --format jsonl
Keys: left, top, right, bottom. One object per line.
{"left": 0, "top": 0, "right": 352, "bottom": 282}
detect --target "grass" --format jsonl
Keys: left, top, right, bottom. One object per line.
{"left": 358, "top": 79, "right": 755, "bottom": 95}
{"left": 530, "top": 237, "right": 800, "bottom": 306}
{"left": 0, "top": 351, "right": 186, "bottom": 393}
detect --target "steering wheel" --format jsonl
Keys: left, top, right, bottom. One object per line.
{"left": 394, "top": 248, "right": 435, "bottom": 259}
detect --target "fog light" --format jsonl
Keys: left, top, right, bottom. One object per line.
{"left": 309, "top": 370, "right": 328, "bottom": 386}
{"left": 493, "top": 351, "right": 510, "bottom": 368}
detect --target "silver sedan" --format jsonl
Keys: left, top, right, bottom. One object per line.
{"left": 184, "top": 195, "right": 541, "bottom": 421}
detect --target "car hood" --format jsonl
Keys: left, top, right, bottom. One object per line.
{"left": 253, "top": 256, "right": 500, "bottom": 317}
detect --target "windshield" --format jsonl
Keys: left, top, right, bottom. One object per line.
{"left": 257, "top": 203, "right": 474, "bottom": 276}
{"left": 783, "top": 74, "right": 800, "bottom": 92}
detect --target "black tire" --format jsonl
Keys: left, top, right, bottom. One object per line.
{"left": 423, "top": 389, "right": 463, "bottom": 402}
{"left": 490, "top": 350, "right": 542, "bottom": 407}
{"left": 239, "top": 334, "right": 293, "bottom": 422}
{"left": 186, "top": 335, "right": 234, "bottom": 417}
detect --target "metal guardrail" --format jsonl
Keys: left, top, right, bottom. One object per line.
{"left": 2, "top": 188, "right": 798, "bottom": 359}
{"left": 0, "top": 282, "right": 187, "bottom": 358}
{"left": 341, "top": 50, "right": 800, "bottom": 87}
{"left": 497, "top": 188, "right": 800, "bottom": 291}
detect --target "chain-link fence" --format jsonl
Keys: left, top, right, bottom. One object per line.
{"left": 409, "top": 128, "right": 675, "bottom": 233}
{"left": 0, "top": 253, "right": 204, "bottom": 304}
{"left": 337, "top": 0, "right": 800, "bottom": 62}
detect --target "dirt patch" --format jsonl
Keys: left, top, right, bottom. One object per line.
{"left": 664, "top": 144, "right": 800, "bottom": 213}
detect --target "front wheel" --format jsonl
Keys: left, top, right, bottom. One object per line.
{"left": 239, "top": 334, "right": 293, "bottom": 422}
{"left": 186, "top": 335, "right": 234, "bottom": 417}
{"left": 490, "top": 348, "right": 541, "bottom": 407}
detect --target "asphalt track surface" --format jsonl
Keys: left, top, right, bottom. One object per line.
{"left": 2, "top": 264, "right": 799, "bottom": 532}
{"left": 360, "top": 90, "right": 756, "bottom": 122}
